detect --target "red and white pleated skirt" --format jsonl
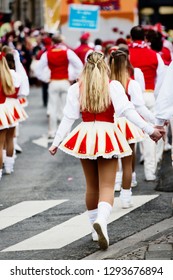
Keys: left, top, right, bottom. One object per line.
{"left": 0, "top": 102, "right": 17, "bottom": 130}
{"left": 116, "top": 117, "right": 145, "bottom": 144}
{"left": 59, "top": 121, "right": 132, "bottom": 159}
{"left": 0, "top": 98, "right": 28, "bottom": 130}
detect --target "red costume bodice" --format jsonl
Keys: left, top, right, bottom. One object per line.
{"left": 81, "top": 104, "right": 114, "bottom": 123}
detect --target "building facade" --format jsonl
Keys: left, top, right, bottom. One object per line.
{"left": 0, "top": 0, "right": 44, "bottom": 27}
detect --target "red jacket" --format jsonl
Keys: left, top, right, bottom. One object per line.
{"left": 129, "top": 41, "right": 158, "bottom": 91}
{"left": 47, "top": 47, "right": 69, "bottom": 80}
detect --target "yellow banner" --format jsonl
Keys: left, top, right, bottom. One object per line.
{"left": 44, "top": 0, "right": 62, "bottom": 33}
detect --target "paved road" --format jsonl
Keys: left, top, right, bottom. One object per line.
{"left": 0, "top": 86, "right": 172, "bottom": 260}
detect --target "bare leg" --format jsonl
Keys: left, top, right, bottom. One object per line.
{"left": 80, "top": 159, "right": 99, "bottom": 210}
{"left": 6, "top": 127, "right": 15, "bottom": 157}
{"left": 0, "top": 129, "right": 7, "bottom": 169}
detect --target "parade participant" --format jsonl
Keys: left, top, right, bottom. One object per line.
{"left": 74, "top": 32, "right": 94, "bottom": 64}
{"left": 0, "top": 52, "right": 26, "bottom": 180}
{"left": 129, "top": 25, "right": 166, "bottom": 181}
{"left": 2, "top": 46, "right": 30, "bottom": 153}
{"left": 155, "top": 61, "right": 173, "bottom": 165}
{"left": 36, "top": 33, "right": 83, "bottom": 139}
{"left": 3, "top": 52, "right": 28, "bottom": 174}
{"left": 49, "top": 51, "right": 163, "bottom": 250}
{"left": 111, "top": 46, "right": 145, "bottom": 188}
{"left": 109, "top": 50, "right": 155, "bottom": 205}
{"left": 145, "top": 29, "right": 173, "bottom": 152}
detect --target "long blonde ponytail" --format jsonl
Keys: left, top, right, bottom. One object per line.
{"left": 79, "top": 51, "right": 110, "bottom": 113}
{"left": 0, "top": 53, "right": 15, "bottom": 96}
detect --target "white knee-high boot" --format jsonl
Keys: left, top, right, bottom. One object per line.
{"left": 4, "top": 156, "right": 15, "bottom": 174}
{"left": 88, "top": 208, "right": 98, "bottom": 241}
{"left": 93, "top": 201, "right": 112, "bottom": 250}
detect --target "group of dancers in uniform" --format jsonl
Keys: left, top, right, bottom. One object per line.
{"left": 0, "top": 26, "right": 171, "bottom": 251}
{"left": 0, "top": 47, "right": 29, "bottom": 182}
{"left": 49, "top": 50, "right": 165, "bottom": 250}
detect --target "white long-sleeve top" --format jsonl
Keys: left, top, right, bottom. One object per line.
{"left": 126, "top": 79, "right": 155, "bottom": 124}
{"left": 154, "top": 53, "right": 166, "bottom": 98}
{"left": 10, "top": 69, "right": 21, "bottom": 89}
{"left": 35, "top": 48, "right": 83, "bottom": 82}
{"left": 13, "top": 50, "right": 30, "bottom": 96}
{"left": 52, "top": 81, "right": 154, "bottom": 147}
{"left": 134, "top": 67, "right": 145, "bottom": 92}
{"left": 155, "top": 61, "right": 173, "bottom": 125}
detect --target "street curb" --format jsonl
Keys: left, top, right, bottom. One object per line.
{"left": 83, "top": 217, "right": 173, "bottom": 260}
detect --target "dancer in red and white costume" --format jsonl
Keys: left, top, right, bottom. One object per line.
{"left": 109, "top": 50, "right": 155, "bottom": 206}
{"left": 0, "top": 52, "right": 27, "bottom": 180}
{"left": 4, "top": 52, "right": 28, "bottom": 174}
{"left": 49, "top": 52, "right": 163, "bottom": 250}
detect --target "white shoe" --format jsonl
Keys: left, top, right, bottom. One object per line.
{"left": 121, "top": 199, "right": 133, "bottom": 209}
{"left": 93, "top": 219, "right": 109, "bottom": 250}
{"left": 120, "top": 188, "right": 133, "bottom": 209}
{"left": 131, "top": 172, "right": 137, "bottom": 187}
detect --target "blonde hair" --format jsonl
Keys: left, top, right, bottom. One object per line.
{"left": 109, "top": 50, "right": 129, "bottom": 89}
{"left": 0, "top": 55, "right": 15, "bottom": 95}
{"left": 79, "top": 51, "right": 110, "bottom": 113}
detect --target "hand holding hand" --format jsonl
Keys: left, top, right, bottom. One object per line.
{"left": 49, "top": 145, "right": 58, "bottom": 156}
{"left": 150, "top": 127, "right": 165, "bottom": 143}
{"left": 154, "top": 125, "right": 166, "bottom": 140}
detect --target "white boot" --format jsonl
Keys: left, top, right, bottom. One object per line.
{"left": 88, "top": 209, "right": 98, "bottom": 241}
{"left": 93, "top": 202, "right": 112, "bottom": 250}
{"left": 0, "top": 169, "right": 2, "bottom": 180}
{"left": 4, "top": 156, "right": 15, "bottom": 174}
{"left": 120, "top": 188, "right": 133, "bottom": 209}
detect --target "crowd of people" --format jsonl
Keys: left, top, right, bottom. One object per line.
{"left": 0, "top": 22, "right": 173, "bottom": 251}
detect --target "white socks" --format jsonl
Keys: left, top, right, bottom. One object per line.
{"left": 97, "top": 201, "right": 112, "bottom": 223}
{"left": 4, "top": 156, "right": 15, "bottom": 174}
{"left": 93, "top": 201, "right": 112, "bottom": 250}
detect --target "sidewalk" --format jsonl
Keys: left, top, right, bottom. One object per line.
{"left": 84, "top": 217, "right": 173, "bottom": 260}
{"left": 84, "top": 151, "right": 173, "bottom": 260}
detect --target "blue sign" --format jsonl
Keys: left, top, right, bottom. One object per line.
{"left": 68, "top": 4, "right": 100, "bottom": 30}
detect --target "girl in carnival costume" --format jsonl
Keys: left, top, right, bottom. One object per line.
{"left": 49, "top": 52, "right": 164, "bottom": 250}
{"left": 109, "top": 50, "right": 156, "bottom": 207}
{"left": 0, "top": 52, "right": 28, "bottom": 178}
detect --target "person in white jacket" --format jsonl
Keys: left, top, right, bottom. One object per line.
{"left": 155, "top": 60, "right": 173, "bottom": 164}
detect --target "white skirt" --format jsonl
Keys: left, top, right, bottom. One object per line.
{"left": 0, "top": 101, "right": 17, "bottom": 130}
{"left": 5, "top": 98, "right": 28, "bottom": 124}
{"left": 116, "top": 117, "right": 145, "bottom": 144}
{"left": 59, "top": 121, "right": 132, "bottom": 160}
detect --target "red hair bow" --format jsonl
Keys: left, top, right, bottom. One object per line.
{"left": 0, "top": 52, "right": 5, "bottom": 60}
